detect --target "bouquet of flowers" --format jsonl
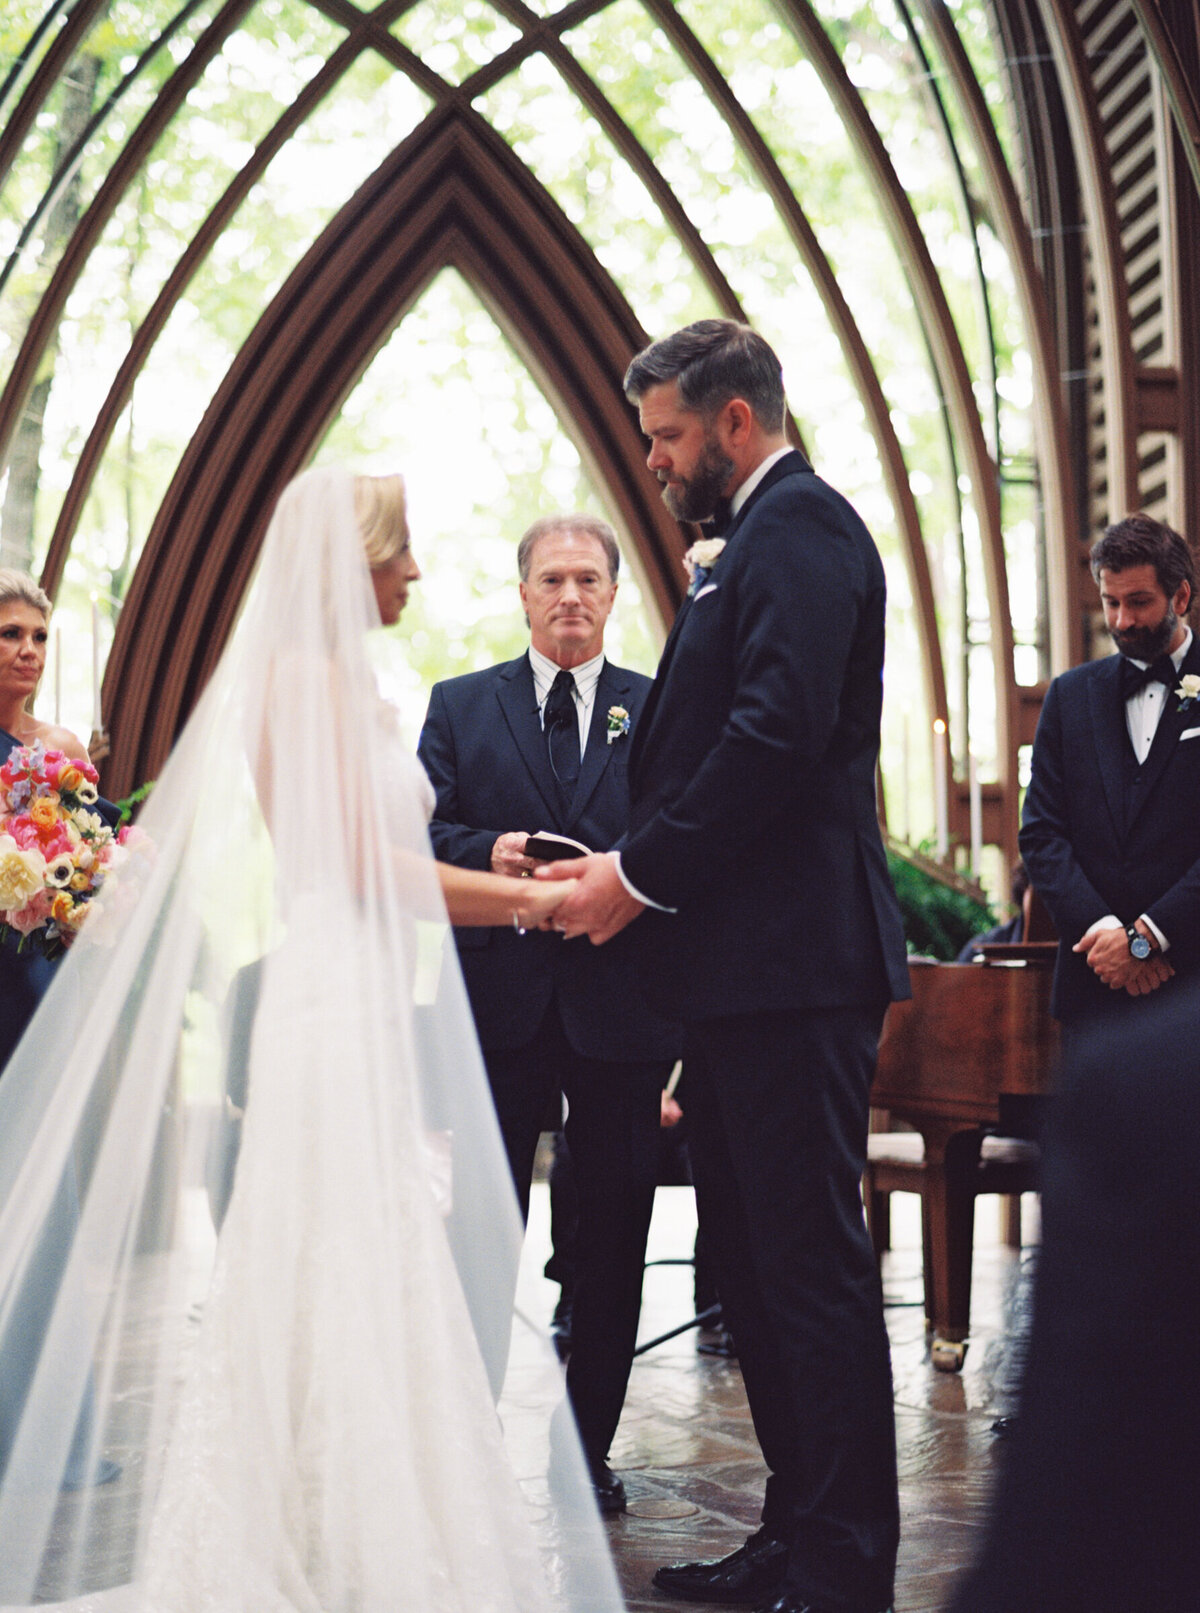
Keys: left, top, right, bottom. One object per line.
{"left": 0, "top": 742, "right": 132, "bottom": 959}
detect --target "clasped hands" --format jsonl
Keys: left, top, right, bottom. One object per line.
{"left": 492, "top": 834, "right": 644, "bottom": 942}
{"left": 1073, "top": 919, "right": 1173, "bottom": 996}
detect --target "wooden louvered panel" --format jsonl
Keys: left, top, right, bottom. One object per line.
{"left": 1074, "top": 0, "right": 1170, "bottom": 522}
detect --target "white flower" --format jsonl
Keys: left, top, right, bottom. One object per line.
{"left": 683, "top": 537, "right": 727, "bottom": 584}
{"left": 0, "top": 836, "right": 46, "bottom": 911}
{"left": 76, "top": 780, "right": 99, "bottom": 804}
{"left": 1176, "top": 673, "right": 1200, "bottom": 704}
{"left": 606, "top": 705, "right": 630, "bottom": 744}
{"left": 45, "top": 852, "right": 76, "bottom": 889}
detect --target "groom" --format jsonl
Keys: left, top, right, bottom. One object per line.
{"left": 545, "top": 320, "right": 909, "bottom": 1613}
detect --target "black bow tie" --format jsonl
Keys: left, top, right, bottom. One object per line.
{"left": 1119, "top": 654, "right": 1178, "bottom": 699}
{"left": 702, "top": 497, "right": 733, "bottom": 538}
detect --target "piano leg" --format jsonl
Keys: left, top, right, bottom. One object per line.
{"left": 919, "top": 1124, "right": 985, "bottom": 1372}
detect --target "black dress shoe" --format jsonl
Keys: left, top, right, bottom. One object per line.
{"left": 653, "top": 1528, "right": 788, "bottom": 1604}
{"left": 590, "top": 1461, "right": 627, "bottom": 1515}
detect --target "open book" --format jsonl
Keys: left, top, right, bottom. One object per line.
{"left": 524, "top": 832, "right": 590, "bottom": 861}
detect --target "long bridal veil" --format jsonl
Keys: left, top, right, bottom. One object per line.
{"left": 0, "top": 467, "right": 623, "bottom": 1611}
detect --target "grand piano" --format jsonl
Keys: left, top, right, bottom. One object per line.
{"left": 870, "top": 946, "right": 1059, "bottom": 1369}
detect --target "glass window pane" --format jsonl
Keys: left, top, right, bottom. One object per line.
{"left": 390, "top": 0, "right": 523, "bottom": 87}
{"left": 476, "top": 50, "right": 717, "bottom": 334}
{"left": 314, "top": 267, "right": 662, "bottom": 740}
{"left": 32, "top": 41, "right": 430, "bottom": 690}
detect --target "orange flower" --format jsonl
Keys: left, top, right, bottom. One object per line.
{"left": 51, "top": 891, "right": 75, "bottom": 926}
{"left": 58, "top": 765, "right": 84, "bottom": 794}
{"left": 29, "top": 797, "right": 58, "bottom": 832}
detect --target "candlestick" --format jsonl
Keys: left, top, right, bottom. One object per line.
{"left": 969, "top": 750, "right": 982, "bottom": 872}
{"left": 933, "top": 718, "right": 949, "bottom": 859}
{"left": 92, "top": 600, "right": 101, "bottom": 735}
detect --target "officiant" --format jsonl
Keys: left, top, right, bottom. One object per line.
{"left": 417, "top": 512, "right": 678, "bottom": 1515}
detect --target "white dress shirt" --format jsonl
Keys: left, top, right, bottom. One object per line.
{"left": 529, "top": 644, "right": 604, "bottom": 756}
{"left": 1087, "top": 627, "right": 1192, "bottom": 952}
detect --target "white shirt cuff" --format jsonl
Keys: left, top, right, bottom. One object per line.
{"left": 612, "top": 851, "right": 676, "bottom": 913}
{"left": 1087, "top": 911, "right": 1170, "bottom": 953}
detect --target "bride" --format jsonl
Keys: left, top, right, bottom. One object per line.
{"left": 0, "top": 467, "right": 621, "bottom": 1612}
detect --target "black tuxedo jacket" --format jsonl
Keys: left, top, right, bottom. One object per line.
{"left": 1019, "top": 635, "right": 1200, "bottom": 1019}
{"left": 418, "top": 654, "right": 679, "bottom": 1061}
{"left": 621, "top": 450, "right": 910, "bottom": 1022}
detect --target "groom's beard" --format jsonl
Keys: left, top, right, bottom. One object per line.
{"left": 660, "top": 436, "right": 736, "bottom": 524}
{"left": 1112, "top": 605, "right": 1178, "bottom": 662}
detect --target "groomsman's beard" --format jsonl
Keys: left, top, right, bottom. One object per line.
{"left": 660, "top": 438, "right": 736, "bottom": 523}
{"left": 1112, "top": 605, "right": 1179, "bottom": 662}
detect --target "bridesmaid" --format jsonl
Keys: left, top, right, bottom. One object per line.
{"left": 0, "top": 569, "right": 100, "bottom": 1070}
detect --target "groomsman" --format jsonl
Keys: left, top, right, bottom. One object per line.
{"left": 417, "top": 513, "right": 678, "bottom": 1515}
{"left": 1019, "top": 512, "right": 1200, "bottom": 1023}
{"left": 546, "top": 320, "right": 909, "bottom": 1613}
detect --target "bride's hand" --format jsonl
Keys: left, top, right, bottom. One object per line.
{"left": 517, "top": 880, "right": 572, "bottom": 932}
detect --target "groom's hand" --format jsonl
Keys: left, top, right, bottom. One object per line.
{"left": 535, "top": 852, "right": 644, "bottom": 943}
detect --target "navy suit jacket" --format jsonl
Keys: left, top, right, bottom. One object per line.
{"left": 1019, "top": 635, "right": 1200, "bottom": 1020}
{"left": 418, "top": 653, "right": 679, "bottom": 1062}
{"left": 621, "top": 450, "right": 910, "bottom": 1022}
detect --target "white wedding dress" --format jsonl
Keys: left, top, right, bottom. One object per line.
{"left": 0, "top": 469, "right": 621, "bottom": 1613}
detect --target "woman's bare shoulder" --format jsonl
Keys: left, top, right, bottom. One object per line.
{"left": 27, "top": 721, "right": 92, "bottom": 762}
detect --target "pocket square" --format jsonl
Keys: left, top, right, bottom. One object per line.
{"left": 693, "top": 583, "right": 719, "bottom": 601}
{"left": 1180, "top": 726, "right": 1200, "bottom": 741}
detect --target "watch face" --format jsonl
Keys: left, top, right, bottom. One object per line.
{"left": 1130, "top": 932, "right": 1152, "bottom": 959}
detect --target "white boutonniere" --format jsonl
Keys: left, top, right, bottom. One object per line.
{"left": 682, "top": 537, "right": 726, "bottom": 589}
{"left": 1176, "top": 673, "right": 1200, "bottom": 711}
{"left": 606, "top": 705, "right": 630, "bottom": 744}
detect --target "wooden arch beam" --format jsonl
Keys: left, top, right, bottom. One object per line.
{"left": 100, "top": 107, "right": 683, "bottom": 796}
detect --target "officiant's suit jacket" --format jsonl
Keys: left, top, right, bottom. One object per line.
{"left": 418, "top": 654, "right": 678, "bottom": 1063}
{"left": 1019, "top": 633, "right": 1200, "bottom": 1021}
{"left": 620, "top": 450, "right": 910, "bottom": 1020}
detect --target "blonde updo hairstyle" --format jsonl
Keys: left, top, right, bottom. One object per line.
{"left": 353, "top": 474, "right": 409, "bottom": 569}
{"left": 0, "top": 569, "right": 51, "bottom": 620}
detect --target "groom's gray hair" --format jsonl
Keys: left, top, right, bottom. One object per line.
{"left": 518, "top": 514, "right": 621, "bottom": 583}
{"left": 624, "top": 319, "right": 787, "bottom": 433}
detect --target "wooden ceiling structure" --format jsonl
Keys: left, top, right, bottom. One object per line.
{"left": 0, "top": 0, "right": 1198, "bottom": 865}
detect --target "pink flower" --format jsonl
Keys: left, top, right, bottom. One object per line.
{"left": 7, "top": 889, "right": 52, "bottom": 934}
{"left": 5, "top": 815, "right": 40, "bottom": 851}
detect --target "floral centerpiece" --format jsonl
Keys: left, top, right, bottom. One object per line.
{"left": 0, "top": 742, "right": 132, "bottom": 959}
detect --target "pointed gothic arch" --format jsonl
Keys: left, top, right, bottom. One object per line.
{"left": 101, "top": 105, "right": 684, "bottom": 796}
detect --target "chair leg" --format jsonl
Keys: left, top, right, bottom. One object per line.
{"left": 1000, "top": 1193, "right": 1022, "bottom": 1248}
{"left": 864, "top": 1180, "right": 891, "bottom": 1258}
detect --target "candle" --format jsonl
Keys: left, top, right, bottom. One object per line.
{"left": 92, "top": 600, "right": 101, "bottom": 734}
{"left": 969, "top": 751, "right": 982, "bottom": 872}
{"left": 54, "top": 627, "right": 61, "bottom": 725}
{"left": 933, "top": 718, "right": 949, "bottom": 859}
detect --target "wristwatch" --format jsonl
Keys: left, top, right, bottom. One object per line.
{"left": 1126, "top": 923, "right": 1153, "bottom": 960}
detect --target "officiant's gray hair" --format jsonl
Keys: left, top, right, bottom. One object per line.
{"left": 517, "top": 515, "right": 620, "bottom": 583}
{"left": 624, "top": 318, "right": 787, "bottom": 434}
{"left": 0, "top": 569, "right": 51, "bottom": 619}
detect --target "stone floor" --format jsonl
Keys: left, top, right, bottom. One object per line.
{"left": 521, "top": 1182, "right": 1039, "bottom": 1613}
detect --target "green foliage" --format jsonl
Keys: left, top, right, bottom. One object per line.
{"left": 887, "top": 847, "right": 994, "bottom": 961}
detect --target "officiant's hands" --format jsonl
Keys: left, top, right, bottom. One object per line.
{"left": 491, "top": 831, "right": 536, "bottom": 878}
{"left": 535, "top": 852, "right": 644, "bottom": 943}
